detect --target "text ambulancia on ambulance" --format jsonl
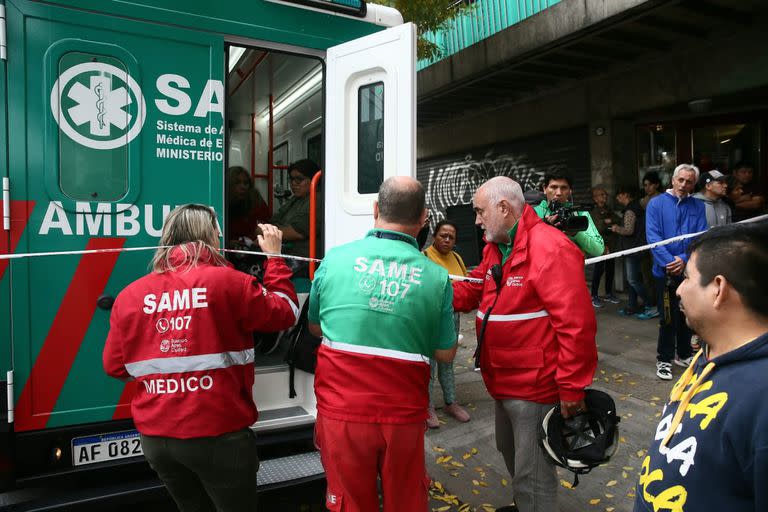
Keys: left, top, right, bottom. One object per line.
{"left": 2, "top": 0, "right": 413, "bottom": 506}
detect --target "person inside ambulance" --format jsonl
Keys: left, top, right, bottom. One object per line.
{"left": 227, "top": 165, "right": 270, "bottom": 243}
{"left": 268, "top": 158, "right": 320, "bottom": 259}
{"left": 103, "top": 204, "right": 299, "bottom": 512}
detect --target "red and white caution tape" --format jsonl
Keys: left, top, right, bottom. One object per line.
{"left": 1, "top": 214, "right": 765, "bottom": 284}
{"left": 223, "top": 248, "right": 321, "bottom": 262}
{"left": 0, "top": 245, "right": 173, "bottom": 261}
{"left": 584, "top": 213, "right": 768, "bottom": 266}
{"left": 0, "top": 245, "right": 322, "bottom": 263}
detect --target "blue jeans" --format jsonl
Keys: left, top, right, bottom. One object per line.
{"left": 624, "top": 254, "right": 649, "bottom": 311}
{"left": 655, "top": 276, "right": 692, "bottom": 363}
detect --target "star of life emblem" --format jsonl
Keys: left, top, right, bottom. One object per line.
{"left": 50, "top": 62, "right": 146, "bottom": 150}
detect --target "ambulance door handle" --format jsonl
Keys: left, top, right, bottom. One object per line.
{"left": 97, "top": 294, "right": 115, "bottom": 310}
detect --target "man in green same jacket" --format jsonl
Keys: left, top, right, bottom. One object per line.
{"left": 533, "top": 172, "right": 605, "bottom": 258}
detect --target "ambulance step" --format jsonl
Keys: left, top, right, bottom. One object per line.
{"left": 258, "top": 406, "right": 309, "bottom": 422}
{"left": 257, "top": 451, "right": 324, "bottom": 491}
{"left": 254, "top": 406, "right": 315, "bottom": 433}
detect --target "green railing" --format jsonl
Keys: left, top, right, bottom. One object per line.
{"left": 418, "top": 0, "right": 563, "bottom": 70}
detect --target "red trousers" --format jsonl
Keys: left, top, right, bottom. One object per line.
{"left": 315, "top": 414, "right": 430, "bottom": 512}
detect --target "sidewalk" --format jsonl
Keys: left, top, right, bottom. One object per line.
{"left": 426, "top": 299, "right": 684, "bottom": 512}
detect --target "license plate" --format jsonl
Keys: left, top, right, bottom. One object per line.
{"left": 71, "top": 429, "right": 143, "bottom": 466}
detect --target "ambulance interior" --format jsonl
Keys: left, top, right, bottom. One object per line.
{"left": 226, "top": 45, "right": 323, "bottom": 431}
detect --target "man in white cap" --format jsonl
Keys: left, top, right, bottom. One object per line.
{"left": 693, "top": 170, "right": 731, "bottom": 228}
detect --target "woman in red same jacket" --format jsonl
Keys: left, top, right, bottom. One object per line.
{"left": 103, "top": 204, "right": 298, "bottom": 512}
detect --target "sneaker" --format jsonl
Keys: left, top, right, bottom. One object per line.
{"left": 656, "top": 361, "right": 673, "bottom": 380}
{"left": 591, "top": 297, "right": 603, "bottom": 308}
{"left": 426, "top": 407, "right": 440, "bottom": 429}
{"left": 444, "top": 403, "right": 470, "bottom": 423}
{"left": 636, "top": 308, "right": 660, "bottom": 320}
{"left": 618, "top": 307, "right": 639, "bottom": 316}
{"left": 674, "top": 356, "right": 694, "bottom": 368}
{"left": 603, "top": 295, "right": 621, "bottom": 304}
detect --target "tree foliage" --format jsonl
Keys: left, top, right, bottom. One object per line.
{"left": 379, "top": 1, "right": 472, "bottom": 61}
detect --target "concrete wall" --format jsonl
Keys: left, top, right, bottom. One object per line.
{"left": 418, "top": 22, "right": 768, "bottom": 192}
{"left": 418, "top": 0, "right": 654, "bottom": 100}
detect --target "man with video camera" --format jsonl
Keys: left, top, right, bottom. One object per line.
{"left": 533, "top": 172, "right": 605, "bottom": 257}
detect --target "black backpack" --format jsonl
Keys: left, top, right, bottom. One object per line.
{"left": 284, "top": 301, "right": 322, "bottom": 398}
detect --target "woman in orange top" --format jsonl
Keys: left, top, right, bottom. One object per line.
{"left": 423, "top": 220, "right": 470, "bottom": 427}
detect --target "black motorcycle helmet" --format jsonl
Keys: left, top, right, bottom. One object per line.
{"left": 539, "top": 389, "right": 620, "bottom": 487}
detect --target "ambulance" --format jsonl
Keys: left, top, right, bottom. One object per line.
{"left": 0, "top": 0, "right": 415, "bottom": 507}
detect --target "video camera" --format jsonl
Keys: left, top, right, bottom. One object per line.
{"left": 547, "top": 200, "right": 590, "bottom": 233}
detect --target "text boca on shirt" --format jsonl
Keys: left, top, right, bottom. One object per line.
{"left": 143, "top": 288, "right": 208, "bottom": 314}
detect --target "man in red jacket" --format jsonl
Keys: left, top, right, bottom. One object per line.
{"left": 103, "top": 204, "right": 299, "bottom": 512}
{"left": 454, "top": 177, "right": 598, "bottom": 512}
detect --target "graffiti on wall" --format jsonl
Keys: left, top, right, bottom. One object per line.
{"left": 421, "top": 150, "right": 563, "bottom": 227}
{"left": 417, "top": 128, "right": 590, "bottom": 234}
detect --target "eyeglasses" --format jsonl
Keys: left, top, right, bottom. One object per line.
{"left": 289, "top": 176, "right": 309, "bottom": 184}
{"left": 437, "top": 234, "right": 456, "bottom": 240}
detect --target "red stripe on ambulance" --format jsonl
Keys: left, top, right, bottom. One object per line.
{"left": 112, "top": 381, "right": 138, "bottom": 420}
{"left": 0, "top": 200, "right": 35, "bottom": 279}
{"left": 16, "top": 237, "right": 126, "bottom": 431}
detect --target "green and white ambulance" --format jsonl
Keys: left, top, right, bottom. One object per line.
{"left": 0, "top": 0, "right": 416, "bottom": 507}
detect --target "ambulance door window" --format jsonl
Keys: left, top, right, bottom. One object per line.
{"left": 357, "top": 82, "right": 384, "bottom": 194}
{"left": 56, "top": 52, "right": 130, "bottom": 201}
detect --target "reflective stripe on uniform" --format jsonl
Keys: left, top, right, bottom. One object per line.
{"left": 125, "top": 348, "right": 255, "bottom": 378}
{"left": 273, "top": 291, "right": 300, "bottom": 322}
{"left": 322, "top": 338, "right": 430, "bottom": 364}
{"left": 476, "top": 310, "right": 550, "bottom": 322}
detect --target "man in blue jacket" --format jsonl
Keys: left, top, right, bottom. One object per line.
{"left": 634, "top": 221, "right": 768, "bottom": 512}
{"left": 645, "top": 164, "right": 707, "bottom": 380}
